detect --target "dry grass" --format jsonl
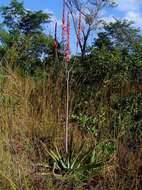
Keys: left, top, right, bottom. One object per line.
{"left": 0, "top": 66, "right": 141, "bottom": 190}
{"left": 0, "top": 67, "right": 66, "bottom": 189}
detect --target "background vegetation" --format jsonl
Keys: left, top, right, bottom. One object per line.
{"left": 0, "top": 0, "right": 142, "bottom": 189}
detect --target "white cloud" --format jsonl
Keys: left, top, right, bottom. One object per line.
{"left": 43, "top": 8, "right": 62, "bottom": 35}
{"left": 43, "top": 8, "right": 62, "bottom": 26}
{"left": 117, "top": 0, "right": 141, "bottom": 12}
{"left": 125, "top": 11, "right": 142, "bottom": 27}
{"left": 116, "top": 0, "right": 142, "bottom": 28}
{"left": 103, "top": 15, "right": 115, "bottom": 24}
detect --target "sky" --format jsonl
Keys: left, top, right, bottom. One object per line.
{"left": 0, "top": 0, "right": 142, "bottom": 52}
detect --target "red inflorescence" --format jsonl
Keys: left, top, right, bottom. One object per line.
{"left": 66, "top": 12, "right": 71, "bottom": 63}
{"left": 76, "top": 12, "right": 82, "bottom": 52}
{"left": 62, "top": 0, "right": 66, "bottom": 44}
{"left": 54, "top": 22, "right": 58, "bottom": 50}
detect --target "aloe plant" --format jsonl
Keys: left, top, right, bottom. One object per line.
{"left": 40, "top": 138, "right": 116, "bottom": 176}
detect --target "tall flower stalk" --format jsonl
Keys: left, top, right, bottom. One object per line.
{"left": 66, "top": 12, "right": 71, "bottom": 63}
{"left": 54, "top": 22, "right": 58, "bottom": 57}
{"left": 62, "top": 0, "right": 66, "bottom": 49}
{"left": 61, "top": 0, "right": 71, "bottom": 154}
{"left": 76, "top": 12, "right": 82, "bottom": 52}
{"left": 65, "top": 11, "right": 71, "bottom": 154}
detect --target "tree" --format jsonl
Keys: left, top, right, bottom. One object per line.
{"left": 103, "top": 19, "right": 142, "bottom": 51}
{"left": 93, "top": 32, "right": 113, "bottom": 50}
{"left": 65, "top": 0, "right": 115, "bottom": 60}
{"left": 0, "top": 0, "right": 53, "bottom": 74}
{"left": 99, "top": 20, "right": 142, "bottom": 81}
{"left": 72, "top": 19, "right": 142, "bottom": 102}
{"left": 0, "top": 0, "right": 50, "bottom": 35}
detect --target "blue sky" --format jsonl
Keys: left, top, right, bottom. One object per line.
{"left": 0, "top": 0, "right": 142, "bottom": 52}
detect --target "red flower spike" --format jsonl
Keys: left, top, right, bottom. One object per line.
{"left": 62, "top": 0, "right": 66, "bottom": 44}
{"left": 54, "top": 22, "right": 58, "bottom": 51}
{"left": 66, "top": 12, "right": 71, "bottom": 63}
{"left": 76, "top": 12, "right": 82, "bottom": 52}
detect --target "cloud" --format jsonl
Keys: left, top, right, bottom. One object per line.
{"left": 43, "top": 8, "right": 61, "bottom": 25}
{"left": 116, "top": 0, "right": 142, "bottom": 28}
{"left": 117, "top": 0, "right": 141, "bottom": 12}
{"left": 125, "top": 11, "right": 142, "bottom": 27}
{"left": 103, "top": 14, "right": 115, "bottom": 24}
{"left": 43, "top": 8, "right": 62, "bottom": 35}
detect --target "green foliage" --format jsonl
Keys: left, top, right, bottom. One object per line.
{"left": 0, "top": 0, "right": 55, "bottom": 75}
{"left": 0, "top": 1, "right": 142, "bottom": 189}
{"left": 40, "top": 139, "right": 116, "bottom": 176}
{"left": 103, "top": 19, "right": 142, "bottom": 50}
{"left": 71, "top": 113, "right": 97, "bottom": 134}
{"left": 0, "top": 0, "right": 50, "bottom": 34}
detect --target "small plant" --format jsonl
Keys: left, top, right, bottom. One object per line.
{"left": 39, "top": 137, "right": 116, "bottom": 176}
{"left": 71, "top": 113, "right": 98, "bottom": 135}
{"left": 41, "top": 146, "right": 102, "bottom": 176}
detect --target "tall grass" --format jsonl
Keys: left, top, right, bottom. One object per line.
{"left": 0, "top": 62, "right": 141, "bottom": 189}
{"left": 0, "top": 64, "right": 66, "bottom": 189}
